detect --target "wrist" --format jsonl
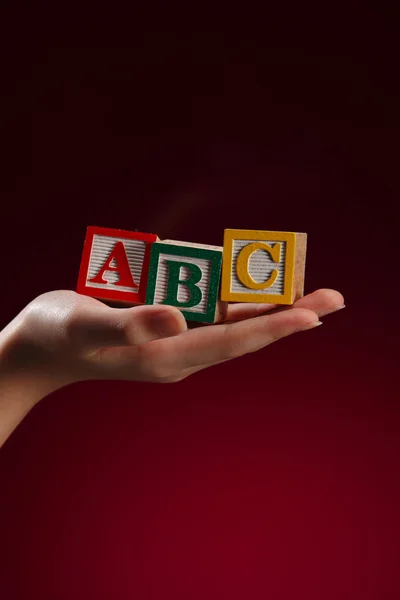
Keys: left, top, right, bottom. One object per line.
{"left": 0, "top": 313, "right": 58, "bottom": 407}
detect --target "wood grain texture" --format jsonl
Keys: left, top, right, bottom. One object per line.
{"left": 293, "top": 233, "right": 307, "bottom": 301}
{"left": 221, "top": 229, "right": 307, "bottom": 305}
{"left": 146, "top": 240, "right": 227, "bottom": 323}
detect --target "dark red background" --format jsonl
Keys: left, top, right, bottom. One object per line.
{"left": 0, "top": 5, "right": 399, "bottom": 599}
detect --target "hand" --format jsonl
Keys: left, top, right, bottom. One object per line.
{"left": 0, "top": 288, "right": 344, "bottom": 446}
{"left": 1, "top": 288, "right": 344, "bottom": 392}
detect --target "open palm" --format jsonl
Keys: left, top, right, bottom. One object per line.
{"left": 2, "top": 288, "right": 344, "bottom": 391}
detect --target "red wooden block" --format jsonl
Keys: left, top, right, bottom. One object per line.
{"left": 76, "top": 226, "right": 159, "bottom": 304}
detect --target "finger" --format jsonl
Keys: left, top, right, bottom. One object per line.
{"left": 178, "top": 289, "right": 344, "bottom": 377}
{"left": 223, "top": 302, "right": 279, "bottom": 322}
{"left": 264, "top": 288, "right": 345, "bottom": 319}
{"left": 293, "top": 288, "right": 345, "bottom": 317}
{"left": 67, "top": 302, "right": 187, "bottom": 354}
{"left": 137, "top": 307, "right": 321, "bottom": 377}
{"left": 222, "top": 288, "right": 344, "bottom": 323}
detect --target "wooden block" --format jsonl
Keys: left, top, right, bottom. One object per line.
{"left": 146, "top": 239, "right": 228, "bottom": 323}
{"left": 221, "top": 229, "right": 307, "bottom": 304}
{"left": 76, "top": 226, "right": 159, "bottom": 305}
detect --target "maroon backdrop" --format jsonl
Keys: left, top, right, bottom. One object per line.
{"left": 1, "top": 5, "right": 399, "bottom": 599}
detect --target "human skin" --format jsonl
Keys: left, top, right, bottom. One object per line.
{"left": 0, "top": 288, "right": 344, "bottom": 447}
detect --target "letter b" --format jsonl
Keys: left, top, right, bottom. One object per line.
{"left": 162, "top": 260, "right": 203, "bottom": 308}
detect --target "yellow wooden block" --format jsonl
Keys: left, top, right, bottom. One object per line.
{"left": 221, "top": 229, "right": 307, "bottom": 304}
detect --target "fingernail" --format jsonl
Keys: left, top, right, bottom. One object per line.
{"left": 304, "top": 321, "right": 323, "bottom": 329}
{"left": 152, "top": 311, "right": 182, "bottom": 337}
{"left": 333, "top": 304, "right": 346, "bottom": 310}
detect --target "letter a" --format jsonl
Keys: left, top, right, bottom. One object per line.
{"left": 89, "top": 241, "right": 137, "bottom": 287}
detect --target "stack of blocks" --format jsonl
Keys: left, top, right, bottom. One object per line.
{"left": 77, "top": 226, "right": 307, "bottom": 323}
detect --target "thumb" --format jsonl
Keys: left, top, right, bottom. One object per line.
{"left": 67, "top": 302, "right": 188, "bottom": 355}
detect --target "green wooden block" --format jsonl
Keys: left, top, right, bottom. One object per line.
{"left": 146, "top": 240, "right": 227, "bottom": 323}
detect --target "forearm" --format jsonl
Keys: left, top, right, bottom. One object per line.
{"left": 0, "top": 379, "right": 38, "bottom": 447}
{"left": 0, "top": 316, "right": 53, "bottom": 447}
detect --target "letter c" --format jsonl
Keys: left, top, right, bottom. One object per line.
{"left": 236, "top": 242, "right": 281, "bottom": 290}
